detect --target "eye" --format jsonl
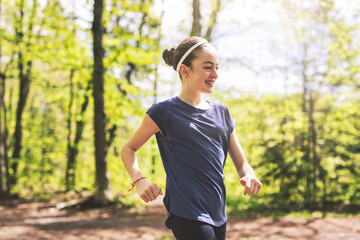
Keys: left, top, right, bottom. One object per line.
{"left": 204, "top": 66, "right": 212, "bottom": 69}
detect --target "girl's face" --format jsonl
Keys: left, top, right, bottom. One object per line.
{"left": 184, "top": 45, "right": 219, "bottom": 94}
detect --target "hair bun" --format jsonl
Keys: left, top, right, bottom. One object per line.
{"left": 162, "top": 46, "right": 177, "bottom": 67}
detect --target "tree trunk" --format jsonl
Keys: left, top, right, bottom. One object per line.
{"left": 0, "top": 0, "right": 3, "bottom": 194}
{"left": 12, "top": 0, "right": 31, "bottom": 185}
{"left": 301, "top": 43, "right": 312, "bottom": 208}
{"left": 308, "top": 89, "right": 318, "bottom": 205}
{"left": 151, "top": 3, "right": 164, "bottom": 175}
{"left": 39, "top": 102, "right": 48, "bottom": 187}
{"left": 66, "top": 77, "right": 91, "bottom": 191}
{"left": 190, "top": 0, "right": 201, "bottom": 36}
{"left": 190, "top": 0, "right": 222, "bottom": 41}
{"left": 92, "top": 0, "right": 109, "bottom": 206}
{"left": 204, "top": 0, "right": 221, "bottom": 41}
{"left": 0, "top": 69, "right": 12, "bottom": 196}
{"left": 4, "top": 83, "right": 11, "bottom": 194}
{"left": 0, "top": 86, "right": 3, "bottom": 195}
{"left": 12, "top": 0, "right": 37, "bottom": 187}
{"left": 1, "top": 80, "right": 11, "bottom": 196}
{"left": 66, "top": 69, "right": 75, "bottom": 191}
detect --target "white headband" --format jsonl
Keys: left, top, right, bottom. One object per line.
{"left": 176, "top": 40, "right": 207, "bottom": 73}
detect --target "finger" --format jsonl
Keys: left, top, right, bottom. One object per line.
{"left": 246, "top": 178, "right": 251, "bottom": 189}
{"left": 255, "top": 182, "right": 262, "bottom": 194}
{"left": 240, "top": 178, "right": 246, "bottom": 186}
{"left": 250, "top": 179, "right": 256, "bottom": 193}
{"left": 252, "top": 184, "right": 259, "bottom": 195}
{"left": 244, "top": 186, "right": 249, "bottom": 196}
{"left": 151, "top": 186, "right": 161, "bottom": 199}
{"left": 252, "top": 181, "right": 261, "bottom": 194}
{"left": 141, "top": 189, "right": 153, "bottom": 202}
{"left": 146, "top": 189, "right": 157, "bottom": 201}
{"left": 156, "top": 185, "right": 163, "bottom": 195}
{"left": 154, "top": 184, "right": 162, "bottom": 196}
{"left": 141, "top": 194, "right": 150, "bottom": 203}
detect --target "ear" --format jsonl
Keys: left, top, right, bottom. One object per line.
{"left": 179, "top": 64, "right": 189, "bottom": 78}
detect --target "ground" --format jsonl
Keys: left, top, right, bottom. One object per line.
{"left": 0, "top": 195, "right": 359, "bottom": 240}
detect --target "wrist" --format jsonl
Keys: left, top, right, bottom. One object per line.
{"left": 240, "top": 174, "right": 257, "bottom": 179}
{"left": 128, "top": 176, "right": 146, "bottom": 192}
{"left": 130, "top": 170, "right": 144, "bottom": 181}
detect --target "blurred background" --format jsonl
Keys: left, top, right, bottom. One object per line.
{"left": 0, "top": 0, "right": 359, "bottom": 216}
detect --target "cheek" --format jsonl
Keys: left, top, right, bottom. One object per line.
{"left": 196, "top": 74, "right": 208, "bottom": 83}
{"left": 199, "top": 70, "right": 210, "bottom": 78}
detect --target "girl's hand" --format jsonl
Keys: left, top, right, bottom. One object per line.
{"left": 135, "top": 179, "right": 163, "bottom": 203}
{"left": 240, "top": 176, "right": 262, "bottom": 196}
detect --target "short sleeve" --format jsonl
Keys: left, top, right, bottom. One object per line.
{"left": 224, "top": 106, "right": 235, "bottom": 133}
{"left": 146, "top": 102, "right": 167, "bottom": 136}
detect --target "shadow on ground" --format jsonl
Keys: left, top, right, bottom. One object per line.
{"left": 1, "top": 196, "right": 359, "bottom": 240}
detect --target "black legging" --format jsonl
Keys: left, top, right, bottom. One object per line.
{"left": 169, "top": 214, "right": 227, "bottom": 240}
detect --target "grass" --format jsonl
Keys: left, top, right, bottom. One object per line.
{"left": 226, "top": 196, "right": 360, "bottom": 219}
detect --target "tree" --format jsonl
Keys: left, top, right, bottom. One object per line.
{"left": 63, "top": 12, "right": 93, "bottom": 191}
{"left": 0, "top": 0, "right": 11, "bottom": 197}
{"left": 92, "top": 0, "right": 109, "bottom": 205}
{"left": 11, "top": 0, "right": 41, "bottom": 186}
{"left": 104, "top": 0, "right": 164, "bottom": 180}
{"left": 65, "top": 75, "right": 91, "bottom": 191}
{"left": 190, "top": 0, "right": 201, "bottom": 36}
{"left": 190, "top": 0, "right": 222, "bottom": 41}
{"left": 250, "top": 0, "right": 360, "bottom": 209}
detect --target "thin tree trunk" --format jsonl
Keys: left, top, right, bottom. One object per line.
{"left": 4, "top": 81, "right": 11, "bottom": 194}
{"left": 12, "top": 58, "right": 31, "bottom": 159}
{"left": 40, "top": 103, "right": 48, "bottom": 187}
{"left": 0, "top": 0, "right": 3, "bottom": 195}
{"left": 0, "top": 70, "right": 11, "bottom": 197}
{"left": 12, "top": 0, "right": 36, "bottom": 186}
{"left": 151, "top": 66, "right": 158, "bottom": 174}
{"left": 204, "top": 0, "right": 221, "bottom": 41}
{"left": 66, "top": 69, "right": 75, "bottom": 191}
{"left": 0, "top": 70, "right": 11, "bottom": 196}
{"left": 190, "top": 0, "right": 221, "bottom": 41}
{"left": 92, "top": 0, "right": 109, "bottom": 205}
{"left": 151, "top": 1, "right": 164, "bottom": 175}
{"left": 0, "top": 86, "right": 3, "bottom": 195}
{"left": 66, "top": 79, "right": 91, "bottom": 191}
{"left": 190, "top": 0, "right": 201, "bottom": 36}
{"left": 12, "top": 0, "right": 25, "bottom": 185}
{"left": 301, "top": 43, "right": 311, "bottom": 207}
{"left": 308, "top": 90, "right": 318, "bottom": 205}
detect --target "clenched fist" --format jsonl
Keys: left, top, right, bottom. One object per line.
{"left": 240, "top": 176, "right": 262, "bottom": 196}
{"left": 135, "top": 179, "right": 163, "bottom": 203}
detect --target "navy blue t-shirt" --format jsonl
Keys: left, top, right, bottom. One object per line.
{"left": 146, "top": 96, "right": 235, "bottom": 228}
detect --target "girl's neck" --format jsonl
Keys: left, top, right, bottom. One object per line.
{"left": 178, "top": 91, "right": 209, "bottom": 109}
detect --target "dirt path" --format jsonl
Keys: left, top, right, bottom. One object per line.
{"left": 1, "top": 197, "right": 359, "bottom": 240}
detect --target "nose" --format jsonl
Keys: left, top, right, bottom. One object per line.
{"left": 211, "top": 67, "right": 218, "bottom": 79}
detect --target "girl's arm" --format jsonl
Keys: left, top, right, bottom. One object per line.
{"left": 121, "top": 114, "right": 163, "bottom": 202}
{"left": 228, "top": 130, "right": 262, "bottom": 196}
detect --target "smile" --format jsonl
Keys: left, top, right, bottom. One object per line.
{"left": 205, "top": 80, "right": 215, "bottom": 87}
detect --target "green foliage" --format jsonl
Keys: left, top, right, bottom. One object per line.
{"left": 0, "top": 0, "right": 359, "bottom": 218}
{"left": 223, "top": 90, "right": 360, "bottom": 214}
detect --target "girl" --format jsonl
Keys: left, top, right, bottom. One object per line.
{"left": 121, "top": 36, "right": 262, "bottom": 240}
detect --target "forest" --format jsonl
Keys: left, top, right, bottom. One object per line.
{"left": 0, "top": 0, "right": 359, "bottom": 217}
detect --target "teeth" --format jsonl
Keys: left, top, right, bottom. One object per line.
{"left": 206, "top": 81, "right": 214, "bottom": 86}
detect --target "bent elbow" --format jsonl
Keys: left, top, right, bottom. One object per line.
{"left": 120, "top": 143, "right": 136, "bottom": 161}
{"left": 120, "top": 145, "right": 128, "bottom": 160}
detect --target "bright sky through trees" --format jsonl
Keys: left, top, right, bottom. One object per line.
{"left": 154, "top": 0, "right": 360, "bottom": 99}
{"left": 55, "top": 0, "right": 360, "bottom": 100}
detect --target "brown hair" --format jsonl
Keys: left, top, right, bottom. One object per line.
{"left": 162, "top": 36, "right": 207, "bottom": 72}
